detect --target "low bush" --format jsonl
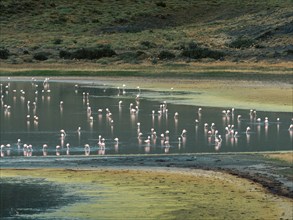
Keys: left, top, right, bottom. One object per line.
{"left": 0, "top": 48, "right": 10, "bottom": 59}
{"left": 181, "top": 47, "right": 224, "bottom": 60}
{"left": 158, "top": 50, "right": 175, "bottom": 60}
{"left": 59, "top": 50, "right": 72, "bottom": 59}
{"left": 228, "top": 37, "right": 255, "bottom": 49}
{"left": 187, "top": 41, "right": 198, "bottom": 49}
{"left": 118, "top": 51, "right": 147, "bottom": 63}
{"left": 33, "top": 52, "right": 50, "bottom": 61}
{"left": 285, "top": 49, "right": 293, "bottom": 55}
{"left": 140, "top": 41, "right": 157, "bottom": 49}
{"left": 156, "top": 1, "right": 166, "bottom": 7}
{"left": 59, "top": 45, "right": 116, "bottom": 60}
{"left": 53, "top": 38, "right": 63, "bottom": 44}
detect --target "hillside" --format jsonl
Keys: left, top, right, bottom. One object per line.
{"left": 0, "top": 0, "right": 292, "bottom": 65}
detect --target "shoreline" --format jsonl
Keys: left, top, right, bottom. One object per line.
{"left": 1, "top": 75, "right": 292, "bottom": 112}
{"left": 2, "top": 163, "right": 292, "bottom": 219}
{"left": 1, "top": 152, "right": 292, "bottom": 199}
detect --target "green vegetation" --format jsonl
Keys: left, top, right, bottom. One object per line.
{"left": 33, "top": 51, "right": 50, "bottom": 61}
{"left": 2, "top": 168, "right": 290, "bottom": 219}
{"left": 227, "top": 37, "right": 255, "bottom": 49}
{"left": 59, "top": 45, "right": 116, "bottom": 60}
{"left": 0, "top": 48, "right": 9, "bottom": 59}
{"left": 0, "top": 0, "right": 292, "bottom": 65}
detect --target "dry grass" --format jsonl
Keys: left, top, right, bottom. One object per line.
{"left": 264, "top": 152, "right": 293, "bottom": 163}
{"left": 2, "top": 168, "right": 292, "bottom": 219}
{"left": 0, "top": 61, "right": 293, "bottom": 72}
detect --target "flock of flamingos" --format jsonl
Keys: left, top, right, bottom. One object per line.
{"left": 1, "top": 77, "right": 293, "bottom": 157}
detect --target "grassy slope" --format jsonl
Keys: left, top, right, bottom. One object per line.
{"left": 0, "top": 1, "right": 292, "bottom": 112}
{"left": 0, "top": 0, "right": 293, "bottom": 64}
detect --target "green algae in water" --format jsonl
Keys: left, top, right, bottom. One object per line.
{"left": 0, "top": 177, "right": 82, "bottom": 219}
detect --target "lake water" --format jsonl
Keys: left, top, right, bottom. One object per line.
{"left": 0, "top": 78, "right": 292, "bottom": 157}
{"left": 0, "top": 177, "right": 80, "bottom": 219}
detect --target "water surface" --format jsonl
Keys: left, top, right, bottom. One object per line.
{"left": 0, "top": 79, "right": 292, "bottom": 157}
{"left": 0, "top": 177, "right": 80, "bottom": 219}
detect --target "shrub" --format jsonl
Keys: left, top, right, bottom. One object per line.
{"left": 59, "top": 50, "right": 72, "bottom": 59}
{"left": 118, "top": 51, "right": 147, "bottom": 63}
{"left": 158, "top": 50, "right": 175, "bottom": 60}
{"left": 187, "top": 41, "right": 198, "bottom": 49}
{"left": 156, "top": 1, "right": 166, "bottom": 7}
{"left": 140, "top": 41, "right": 157, "bottom": 49}
{"left": 33, "top": 52, "right": 50, "bottom": 61}
{"left": 0, "top": 48, "right": 9, "bottom": 59}
{"left": 285, "top": 49, "right": 293, "bottom": 55}
{"left": 71, "top": 47, "right": 116, "bottom": 60}
{"left": 228, "top": 37, "right": 255, "bottom": 49}
{"left": 53, "top": 38, "right": 63, "bottom": 44}
{"left": 181, "top": 47, "right": 224, "bottom": 60}
{"left": 59, "top": 45, "right": 116, "bottom": 60}
{"left": 151, "top": 57, "right": 158, "bottom": 64}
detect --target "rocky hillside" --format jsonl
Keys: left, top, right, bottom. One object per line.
{"left": 0, "top": 0, "right": 292, "bottom": 64}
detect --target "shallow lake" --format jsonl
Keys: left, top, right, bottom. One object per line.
{"left": 0, "top": 177, "right": 80, "bottom": 219}
{"left": 0, "top": 78, "right": 292, "bottom": 157}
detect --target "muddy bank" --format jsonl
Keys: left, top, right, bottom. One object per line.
{"left": 2, "top": 167, "right": 292, "bottom": 220}
{"left": 1, "top": 153, "right": 292, "bottom": 199}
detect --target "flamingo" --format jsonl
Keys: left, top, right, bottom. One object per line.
{"left": 144, "top": 136, "right": 151, "bottom": 144}
{"left": 181, "top": 129, "right": 187, "bottom": 137}
{"left": 27, "top": 144, "right": 33, "bottom": 152}
{"left": 84, "top": 144, "right": 91, "bottom": 156}
{"left": 60, "top": 129, "right": 66, "bottom": 137}
{"left": 84, "top": 144, "right": 90, "bottom": 149}
{"left": 174, "top": 112, "right": 179, "bottom": 118}
{"left": 99, "top": 139, "right": 106, "bottom": 148}
{"left": 122, "top": 84, "right": 126, "bottom": 94}
{"left": 246, "top": 127, "right": 251, "bottom": 135}
{"left": 138, "top": 132, "right": 143, "bottom": 139}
